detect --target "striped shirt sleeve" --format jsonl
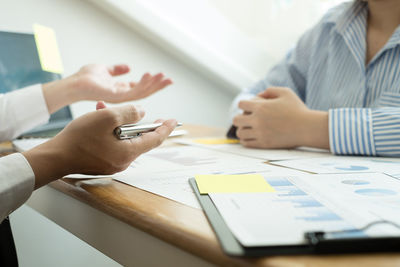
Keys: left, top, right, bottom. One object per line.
{"left": 329, "top": 107, "right": 400, "bottom": 156}
{"left": 371, "top": 107, "right": 400, "bottom": 156}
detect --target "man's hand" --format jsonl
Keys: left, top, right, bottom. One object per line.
{"left": 42, "top": 64, "right": 172, "bottom": 113}
{"left": 74, "top": 64, "right": 172, "bottom": 102}
{"left": 23, "top": 103, "right": 177, "bottom": 189}
{"left": 233, "top": 87, "right": 329, "bottom": 149}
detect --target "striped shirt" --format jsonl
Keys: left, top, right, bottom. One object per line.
{"left": 231, "top": 1, "right": 400, "bottom": 156}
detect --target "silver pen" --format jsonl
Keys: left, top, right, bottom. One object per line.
{"left": 114, "top": 122, "right": 183, "bottom": 140}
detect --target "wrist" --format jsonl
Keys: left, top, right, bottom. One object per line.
{"left": 42, "top": 74, "right": 81, "bottom": 114}
{"left": 22, "top": 140, "right": 70, "bottom": 189}
{"left": 300, "top": 110, "right": 330, "bottom": 149}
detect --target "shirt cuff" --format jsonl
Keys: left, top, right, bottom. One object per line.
{"left": 0, "top": 153, "right": 35, "bottom": 221}
{"left": 371, "top": 107, "right": 400, "bottom": 156}
{"left": 328, "top": 108, "right": 376, "bottom": 156}
{"left": 6, "top": 84, "right": 50, "bottom": 139}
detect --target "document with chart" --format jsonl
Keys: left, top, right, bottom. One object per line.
{"left": 114, "top": 145, "right": 305, "bottom": 209}
{"left": 274, "top": 155, "right": 400, "bottom": 178}
{"left": 208, "top": 173, "right": 400, "bottom": 247}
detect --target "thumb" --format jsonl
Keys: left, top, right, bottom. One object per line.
{"left": 258, "top": 87, "right": 288, "bottom": 99}
{"left": 110, "top": 104, "right": 145, "bottom": 125}
{"left": 96, "top": 101, "right": 107, "bottom": 110}
{"left": 108, "top": 64, "right": 130, "bottom": 76}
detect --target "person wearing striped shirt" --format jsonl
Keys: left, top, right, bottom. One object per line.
{"left": 230, "top": 0, "right": 400, "bottom": 156}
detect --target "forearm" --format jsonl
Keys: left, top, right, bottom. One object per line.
{"left": 301, "top": 110, "right": 330, "bottom": 149}
{"left": 42, "top": 75, "right": 81, "bottom": 114}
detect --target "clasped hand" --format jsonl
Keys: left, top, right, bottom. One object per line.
{"left": 233, "top": 87, "right": 329, "bottom": 149}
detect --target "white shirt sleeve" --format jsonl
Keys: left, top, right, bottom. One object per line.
{"left": 0, "top": 153, "right": 35, "bottom": 222}
{"left": 0, "top": 84, "right": 50, "bottom": 142}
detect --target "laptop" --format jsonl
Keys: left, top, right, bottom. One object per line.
{"left": 0, "top": 30, "right": 72, "bottom": 138}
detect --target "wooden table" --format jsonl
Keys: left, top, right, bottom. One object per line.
{"left": 24, "top": 125, "right": 400, "bottom": 267}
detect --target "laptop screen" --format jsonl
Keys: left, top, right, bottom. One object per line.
{"left": 0, "top": 31, "right": 72, "bottom": 137}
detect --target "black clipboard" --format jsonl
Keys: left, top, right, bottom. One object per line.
{"left": 189, "top": 178, "right": 400, "bottom": 256}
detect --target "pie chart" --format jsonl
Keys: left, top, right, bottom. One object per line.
{"left": 355, "top": 188, "right": 397, "bottom": 196}
{"left": 335, "top": 165, "right": 369, "bottom": 171}
{"left": 342, "top": 180, "right": 370, "bottom": 185}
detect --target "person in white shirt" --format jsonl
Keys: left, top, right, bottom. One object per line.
{"left": 0, "top": 63, "right": 177, "bottom": 222}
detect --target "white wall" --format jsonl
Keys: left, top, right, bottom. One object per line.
{"left": 10, "top": 205, "right": 121, "bottom": 267}
{"left": 0, "top": 0, "right": 235, "bottom": 127}
{"left": 1, "top": 0, "right": 235, "bottom": 266}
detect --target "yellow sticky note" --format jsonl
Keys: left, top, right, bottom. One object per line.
{"left": 33, "top": 24, "right": 64, "bottom": 74}
{"left": 193, "top": 138, "right": 239, "bottom": 145}
{"left": 195, "top": 174, "right": 275, "bottom": 194}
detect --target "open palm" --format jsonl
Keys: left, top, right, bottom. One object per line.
{"left": 75, "top": 64, "right": 172, "bottom": 103}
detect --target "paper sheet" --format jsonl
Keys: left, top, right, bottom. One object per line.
{"left": 274, "top": 155, "right": 400, "bottom": 178}
{"left": 195, "top": 174, "right": 275, "bottom": 194}
{"left": 174, "top": 138, "right": 330, "bottom": 161}
{"left": 293, "top": 173, "right": 400, "bottom": 225}
{"left": 210, "top": 173, "right": 400, "bottom": 247}
{"left": 193, "top": 138, "right": 239, "bottom": 145}
{"left": 114, "top": 146, "right": 305, "bottom": 208}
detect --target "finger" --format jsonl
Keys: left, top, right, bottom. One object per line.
{"left": 129, "top": 73, "right": 169, "bottom": 99}
{"left": 135, "top": 72, "right": 153, "bottom": 90}
{"left": 135, "top": 78, "right": 172, "bottom": 99}
{"left": 150, "top": 76, "right": 173, "bottom": 93}
{"left": 238, "top": 99, "right": 258, "bottom": 113}
{"left": 240, "top": 139, "right": 259, "bottom": 148}
{"left": 154, "top": 119, "right": 165, "bottom": 124}
{"left": 258, "top": 87, "right": 288, "bottom": 99}
{"left": 163, "top": 78, "right": 173, "bottom": 86}
{"left": 129, "top": 119, "right": 177, "bottom": 154}
{"left": 146, "top": 73, "right": 164, "bottom": 90}
{"left": 108, "top": 64, "right": 130, "bottom": 76}
{"left": 232, "top": 114, "right": 252, "bottom": 127}
{"left": 96, "top": 101, "right": 107, "bottom": 110}
{"left": 141, "top": 73, "right": 169, "bottom": 96}
{"left": 236, "top": 127, "right": 256, "bottom": 140}
{"left": 256, "top": 89, "right": 268, "bottom": 98}
{"left": 109, "top": 104, "right": 145, "bottom": 126}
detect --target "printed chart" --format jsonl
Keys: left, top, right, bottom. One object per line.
{"left": 209, "top": 176, "right": 355, "bottom": 246}
{"left": 209, "top": 173, "right": 400, "bottom": 247}
{"left": 274, "top": 155, "right": 400, "bottom": 178}
{"left": 115, "top": 146, "right": 304, "bottom": 209}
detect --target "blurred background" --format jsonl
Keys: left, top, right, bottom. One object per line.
{"left": 1, "top": 0, "right": 346, "bottom": 266}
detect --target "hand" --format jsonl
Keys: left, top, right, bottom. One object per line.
{"left": 42, "top": 64, "right": 172, "bottom": 113}
{"left": 23, "top": 103, "right": 177, "bottom": 188}
{"left": 74, "top": 64, "right": 172, "bottom": 102}
{"left": 232, "top": 87, "right": 329, "bottom": 149}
